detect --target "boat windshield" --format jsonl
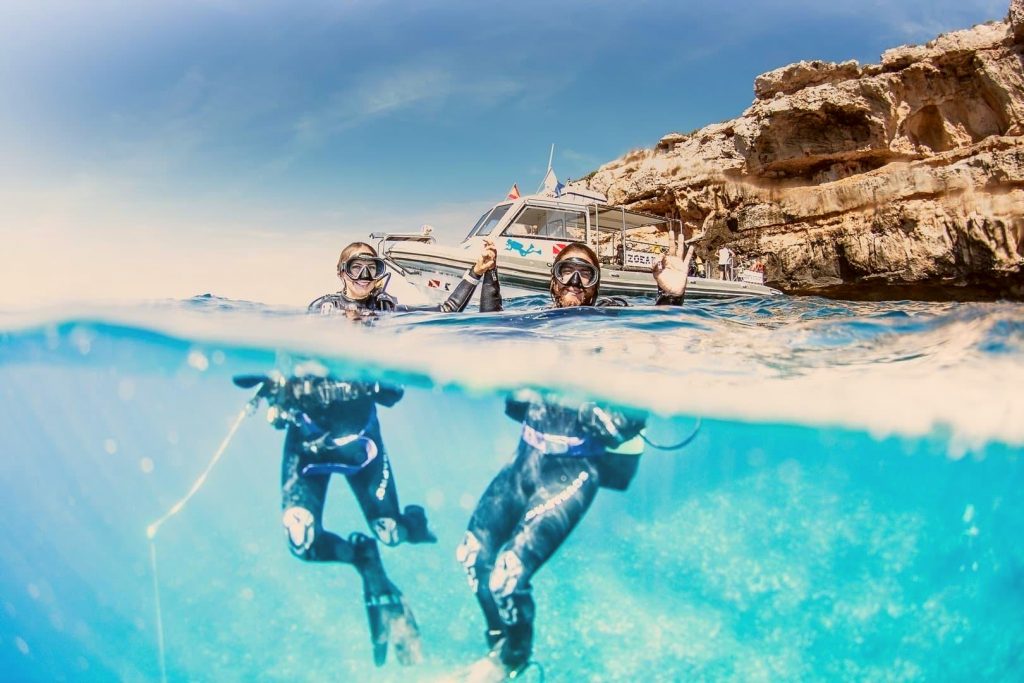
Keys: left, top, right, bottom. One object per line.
{"left": 503, "top": 206, "right": 586, "bottom": 240}
{"left": 463, "top": 204, "right": 512, "bottom": 241}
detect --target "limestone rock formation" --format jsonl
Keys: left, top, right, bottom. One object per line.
{"left": 575, "top": 2, "right": 1024, "bottom": 299}
{"left": 1011, "top": 0, "right": 1024, "bottom": 43}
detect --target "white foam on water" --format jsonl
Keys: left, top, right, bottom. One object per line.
{"left": 2, "top": 300, "right": 1022, "bottom": 447}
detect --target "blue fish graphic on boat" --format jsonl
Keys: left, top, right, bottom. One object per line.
{"left": 505, "top": 239, "right": 541, "bottom": 257}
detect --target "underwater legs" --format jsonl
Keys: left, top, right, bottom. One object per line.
{"left": 459, "top": 453, "right": 600, "bottom": 674}
{"left": 280, "top": 430, "right": 423, "bottom": 666}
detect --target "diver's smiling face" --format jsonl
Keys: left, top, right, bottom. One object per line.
{"left": 550, "top": 254, "right": 599, "bottom": 307}
{"left": 340, "top": 249, "right": 379, "bottom": 301}
{"left": 553, "top": 282, "right": 588, "bottom": 307}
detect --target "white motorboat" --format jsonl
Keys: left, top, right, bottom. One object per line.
{"left": 374, "top": 187, "right": 782, "bottom": 301}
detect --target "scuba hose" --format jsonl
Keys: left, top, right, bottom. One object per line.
{"left": 640, "top": 417, "right": 702, "bottom": 451}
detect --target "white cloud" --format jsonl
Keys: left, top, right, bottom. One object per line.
{"left": 293, "top": 60, "right": 524, "bottom": 143}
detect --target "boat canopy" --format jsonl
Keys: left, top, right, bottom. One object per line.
{"left": 589, "top": 204, "right": 671, "bottom": 232}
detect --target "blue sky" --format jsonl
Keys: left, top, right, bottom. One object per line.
{"left": 0, "top": 0, "right": 1008, "bottom": 304}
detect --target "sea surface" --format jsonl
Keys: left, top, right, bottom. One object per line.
{"left": 1, "top": 293, "right": 1022, "bottom": 682}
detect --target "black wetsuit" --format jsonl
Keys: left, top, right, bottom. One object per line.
{"left": 273, "top": 266, "right": 493, "bottom": 665}
{"left": 457, "top": 391, "right": 647, "bottom": 670}
{"left": 308, "top": 267, "right": 490, "bottom": 316}
{"left": 457, "top": 269, "right": 678, "bottom": 671}
{"left": 282, "top": 266, "right": 489, "bottom": 562}
{"left": 279, "top": 381, "right": 414, "bottom": 559}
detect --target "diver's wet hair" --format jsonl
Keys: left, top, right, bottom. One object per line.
{"left": 337, "top": 242, "right": 378, "bottom": 276}
{"left": 553, "top": 242, "right": 598, "bottom": 267}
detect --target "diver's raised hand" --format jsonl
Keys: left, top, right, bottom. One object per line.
{"left": 473, "top": 238, "right": 497, "bottom": 276}
{"left": 652, "top": 237, "right": 694, "bottom": 298}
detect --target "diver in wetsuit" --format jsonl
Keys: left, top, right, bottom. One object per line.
{"left": 455, "top": 240, "right": 692, "bottom": 681}
{"left": 239, "top": 239, "right": 497, "bottom": 667}
{"left": 309, "top": 240, "right": 502, "bottom": 317}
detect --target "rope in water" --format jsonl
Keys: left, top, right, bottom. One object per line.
{"left": 148, "top": 541, "right": 167, "bottom": 683}
{"left": 146, "top": 405, "right": 250, "bottom": 540}
{"left": 146, "top": 401, "right": 252, "bottom": 683}
{"left": 641, "top": 417, "right": 702, "bottom": 451}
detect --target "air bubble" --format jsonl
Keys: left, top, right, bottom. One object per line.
{"left": 187, "top": 350, "right": 209, "bottom": 372}
{"left": 962, "top": 504, "right": 975, "bottom": 523}
{"left": 69, "top": 327, "right": 92, "bottom": 355}
{"left": 117, "top": 378, "right": 136, "bottom": 401}
{"left": 425, "top": 489, "right": 445, "bottom": 510}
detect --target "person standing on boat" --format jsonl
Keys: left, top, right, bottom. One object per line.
{"left": 238, "top": 239, "right": 497, "bottom": 668}
{"left": 717, "top": 244, "right": 734, "bottom": 281}
{"left": 454, "top": 240, "right": 691, "bottom": 681}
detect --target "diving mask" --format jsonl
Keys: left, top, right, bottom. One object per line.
{"left": 551, "top": 257, "right": 599, "bottom": 288}
{"left": 342, "top": 256, "right": 387, "bottom": 282}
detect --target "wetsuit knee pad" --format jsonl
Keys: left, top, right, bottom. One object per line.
{"left": 455, "top": 531, "right": 483, "bottom": 591}
{"left": 489, "top": 549, "right": 525, "bottom": 599}
{"left": 371, "top": 517, "right": 401, "bottom": 546}
{"left": 282, "top": 506, "right": 316, "bottom": 558}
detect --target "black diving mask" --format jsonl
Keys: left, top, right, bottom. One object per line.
{"left": 552, "top": 257, "right": 599, "bottom": 288}
{"left": 342, "top": 256, "right": 387, "bottom": 282}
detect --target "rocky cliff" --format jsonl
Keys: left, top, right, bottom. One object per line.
{"left": 576, "top": 1, "right": 1024, "bottom": 299}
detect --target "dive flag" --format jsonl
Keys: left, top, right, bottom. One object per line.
{"left": 553, "top": 243, "right": 567, "bottom": 255}
{"left": 506, "top": 184, "right": 521, "bottom": 200}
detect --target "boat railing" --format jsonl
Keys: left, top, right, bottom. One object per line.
{"left": 369, "top": 230, "right": 436, "bottom": 255}
{"left": 587, "top": 217, "right": 679, "bottom": 272}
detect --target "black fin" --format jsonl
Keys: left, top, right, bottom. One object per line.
{"left": 232, "top": 374, "right": 268, "bottom": 389}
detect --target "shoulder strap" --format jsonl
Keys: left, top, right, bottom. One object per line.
{"left": 308, "top": 293, "right": 347, "bottom": 315}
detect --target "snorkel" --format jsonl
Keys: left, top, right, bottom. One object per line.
{"left": 549, "top": 243, "right": 601, "bottom": 307}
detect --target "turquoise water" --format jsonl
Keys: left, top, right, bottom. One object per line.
{"left": 1, "top": 295, "right": 1022, "bottom": 681}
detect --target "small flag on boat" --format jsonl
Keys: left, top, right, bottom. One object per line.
{"left": 506, "top": 184, "right": 520, "bottom": 200}
{"left": 427, "top": 278, "right": 441, "bottom": 289}
{"left": 543, "top": 169, "right": 565, "bottom": 197}
{"left": 553, "top": 243, "right": 567, "bottom": 255}
{"left": 542, "top": 169, "right": 558, "bottom": 195}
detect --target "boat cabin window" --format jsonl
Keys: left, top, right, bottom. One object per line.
{"left": 464, "top": 210, "right": 491, "bottom": 241}
{"left": 464, "top": 204, "right": 512, "bottom": 240}
{"left": 477, "top": 204, "right": 511, "bottom": 237}
{"left": 503, "top": 207, "right": 586, "bottom": 240}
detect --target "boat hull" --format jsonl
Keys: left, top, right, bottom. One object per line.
{"left": 386, "top": 242, "right": 783, "bottom": 300}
